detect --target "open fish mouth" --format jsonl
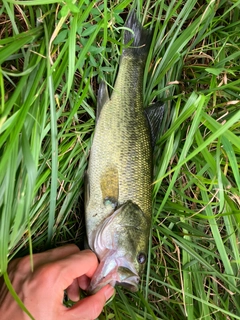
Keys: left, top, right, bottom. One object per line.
{"left": 87, "top": 255, "right": 140, "bottom": 294}
{"left": 116, "top": 266, "right": 140, "bottom": 291}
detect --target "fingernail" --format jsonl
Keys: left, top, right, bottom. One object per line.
{"left": 104, "top": 285, "right": 115, "bottom": 301}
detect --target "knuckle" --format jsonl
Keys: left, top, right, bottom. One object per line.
{"left": 14, "top": 256, "right": 31, "bottom": 273}
{"left": 37, "top": 262, "right": 61, "bottom": 282}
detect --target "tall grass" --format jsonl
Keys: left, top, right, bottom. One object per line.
{"left": 1, "top": 0, "right": 240, "bottom": 319}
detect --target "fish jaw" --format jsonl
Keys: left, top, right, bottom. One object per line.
{"left": 87, "top": 251, "right": 140, "bottom": 294}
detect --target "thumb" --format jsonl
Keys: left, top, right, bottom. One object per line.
{"left": 65, "top": 285, "right": 115, "bottom": 320}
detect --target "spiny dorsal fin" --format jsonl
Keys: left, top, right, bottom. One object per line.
{"left": 97, "top": 81, "right": 109, "bottom": 120}
{"left": 145, "top": 102, "right": 165, "bottom": 146}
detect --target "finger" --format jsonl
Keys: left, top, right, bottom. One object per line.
{"left": 78, "top": 274, "right": 90, "bottom": 290}
{"left": 9, "top": 245, "right": 81, "bottom": 277}
{"left": 32, "top": 244, "right": 80, "bottom": 267}
{"left": 12, "top": 244, "right": 80, "bottom": 273}
{"left": 66, "top": 274, "right": 92, "bottom": 300}
{"left": 64, "top": 285, "right": 115, "bottom": 320}
{"left": 66, "top": 279, "right": 80, "bottom": 302}
{"left": 57, "top": 250, "right": 98, "bottom": 290}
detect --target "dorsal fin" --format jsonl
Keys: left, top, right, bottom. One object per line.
{"left": 145, "top": 102, "right": 165, "bottom": 146}
{"left": 97, "top": 81, "right": 109, "bottom": 120}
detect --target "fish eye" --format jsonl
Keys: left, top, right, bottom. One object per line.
{"left": 137, "top": 252, "right": 146, "bottom": 264}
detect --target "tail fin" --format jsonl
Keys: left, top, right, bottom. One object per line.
{"left": 123, "top": 11, "right": 152, "bottom": 58}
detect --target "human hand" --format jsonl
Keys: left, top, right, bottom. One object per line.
{"left": 0, "top": 245, "right": 114, "bottom": 320}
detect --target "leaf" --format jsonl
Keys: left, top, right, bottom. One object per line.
{"left": 81, "top": 24, "right": 98, "bottom": 37}
{"left": 53, "top": 30, "right": 68, "bottom": 44}
{"left": 205, "top": 67, "right": 224, "bottom": 76}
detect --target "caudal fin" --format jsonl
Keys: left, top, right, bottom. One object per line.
{"left": 123, "top": 11, "right": 152, "bottom": 57}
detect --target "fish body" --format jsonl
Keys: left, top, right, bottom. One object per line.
{"left": 85, "top": 12, "right": 154, "bottom": 293}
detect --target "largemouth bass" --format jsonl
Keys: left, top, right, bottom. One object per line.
{"left": 85, "top": 12, "right": 163, "bottom": 294}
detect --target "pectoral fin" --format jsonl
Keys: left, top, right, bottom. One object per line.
{"left": 100, "top": 166, "right": 119, "bottom": 209}
{"left": 145, "top": 102, "right": 165, "bottom": 146}
{"left": 97, "top": 81, "right": 109, "bottom": 120}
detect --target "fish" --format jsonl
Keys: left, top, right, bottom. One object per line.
{"left": 85, "top": 11, "right": 164, "bottom": 294}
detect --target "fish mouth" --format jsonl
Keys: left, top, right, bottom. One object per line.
{"left": 116, "top": 266, "right": 140, "bottom": 291}
{"left": 87, "top": 254, "right": 140, "bottom": 295}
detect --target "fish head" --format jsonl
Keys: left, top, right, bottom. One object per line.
{"left": 88, "top": 200, "right": 149, "bottom": 294}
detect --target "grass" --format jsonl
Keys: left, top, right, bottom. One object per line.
{"left": 1, "top": 0, "right": 240, "bottom": 319}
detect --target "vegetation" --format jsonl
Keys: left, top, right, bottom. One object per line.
{"left": 1, "top": 0, "right": 240, "bottom": 319}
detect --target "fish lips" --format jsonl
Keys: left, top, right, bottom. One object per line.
{"left": 87, "top": 255, "right": 140, "bottom": 295}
